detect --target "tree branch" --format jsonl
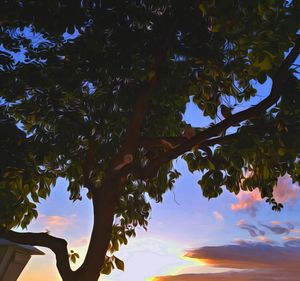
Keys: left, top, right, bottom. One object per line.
{"left": 123, "top": 76, "right": 159, "bottom": 153}
{"left": 139, "top": 136, "right": 187, "bottom": 148}
{"left": 0, "top": 229, "right": 73, "bottom": 279}
{"left": 109, "top": 19, "right": 179, "bottom": 175}
{"left": 140, "top": 38, "right": 300, "bottom": 179}
{"left": 138, "top": 134, "right": 237, "bottom": 179}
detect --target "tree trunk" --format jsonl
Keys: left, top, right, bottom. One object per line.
{"left": 74, "top": 179, "right": 120, "bottom": 281}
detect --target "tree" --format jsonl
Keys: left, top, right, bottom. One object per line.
{"left": 0, "top": 1, "right": 299, "bottom": 280}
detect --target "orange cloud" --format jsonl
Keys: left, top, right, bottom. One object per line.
{"left": 283, "top": 236, "right": 299, "bottom": 241}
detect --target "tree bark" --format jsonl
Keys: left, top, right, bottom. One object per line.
{"left": 75, "top": 179, "right": 120, "bottom": 281}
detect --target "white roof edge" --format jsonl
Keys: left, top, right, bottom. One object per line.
{"left": 0, "top": 239, "right": 45, "bottom": 255}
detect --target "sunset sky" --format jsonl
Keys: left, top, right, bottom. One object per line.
{"left": 18, "top": 77, "right": 300, "bottom": 281}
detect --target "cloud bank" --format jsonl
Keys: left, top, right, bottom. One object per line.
{"left": 154, "top": 242, "right": 300, "bottom": 281}
{"left": 154, "top": 219, "right": 300, "bottom": 281}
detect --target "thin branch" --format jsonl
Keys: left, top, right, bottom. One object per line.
{"left": 139, "top": 136, "right": 187, "bottom": 148}
{"left": 0, "top": 229, "right": 73, "bottom": 279}
{"left": 140, "top": 38, "right": 300, "bottom": 179}
{"left": 82, "top": 138, "right": 96, "bottom": 192}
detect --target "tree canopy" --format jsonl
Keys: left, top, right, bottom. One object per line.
{"left": 0, "top": 1, "right": 300, "bottom": 280}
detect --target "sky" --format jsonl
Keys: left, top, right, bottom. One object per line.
{"left": 16, "top": 76, "right": 300, "bottom": 281}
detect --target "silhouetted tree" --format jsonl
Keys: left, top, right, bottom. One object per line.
{"left": 0, "top": 1, "right": 299, "bottom": 280}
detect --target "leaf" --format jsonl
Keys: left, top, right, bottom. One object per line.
{"left": 114, "top": 256, "right": 124, "bottom": 271}
{"left": 278, "top": 148, "right": 285, "bottom": 156}
{"left": 257, "top": 72, "right": 267, "bottom": 84}
{"left": 38, "top": 188, "right": 47, "bottom": 199}
{"left": 207, "top": 159, "right": 215, "bottom": 170}
{"left": 255, "top": 56, "right": 272, "bottom": 71}
{"left": 31, "top": 192, "right": 39, "bottom": 203}
{"left": 101, "top": 265, "right": 112, "bottom": 275}
{"left": 70, "top": 255, "right": 76, "bottom": 264}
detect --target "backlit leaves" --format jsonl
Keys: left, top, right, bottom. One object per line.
{"left": 0, "top": 1, "right": 299, "bottom": 276}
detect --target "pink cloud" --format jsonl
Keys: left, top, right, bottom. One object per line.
{"left": 213, "top": 211, "right": 224, "bottom": 221}
{"left": 231, "top": 175, "right": 300, "bottom": 216}
{"left": 273, "top": 175, "right": 299, "bottom": 204}
{"left": 231, "top": 189, "right": 261, "bottom": 216}
{"left": 256, "top": 236, "right": 275, "bottom": 245}
{"left": 72, "top": 237, "right": 90, "bottom": 247}
{"left": 31, "top": 214, "right": 76, "bottom": 235}
{"left": 46, "top": 216, "right": 72, "bottom": 227}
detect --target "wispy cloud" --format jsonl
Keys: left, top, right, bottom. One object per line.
{"left": 45, "top": 215, "right": 73, "bottom": 227}
{"left": 30, "top": 214, "right": 77, "bottom": 235}
{"left": 260, "top": 223, "right": 291, "bottom": 235}
{"left": 284, "top": 238, "right": 300, "bottom": 247}
{"left": 237, "top": 220, "right": 265, "bottom": 237}
{"left": 256, "top": 235, "right": 276, "bottom": 245}
{"left": 213, "top": 211, "right": 224, "bottom": 222}
{"left": 291, "top": 228, "right": 300, "bottom": 234}
{"left": 72, "top": 236, "right": 90, "bottom": 247}
{"left": 283, "top": 236, "right": 299, "bottom": 242}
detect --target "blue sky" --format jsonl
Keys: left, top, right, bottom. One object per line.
{"left": 18, "top": 78, "right": 300, "bottom": 280}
